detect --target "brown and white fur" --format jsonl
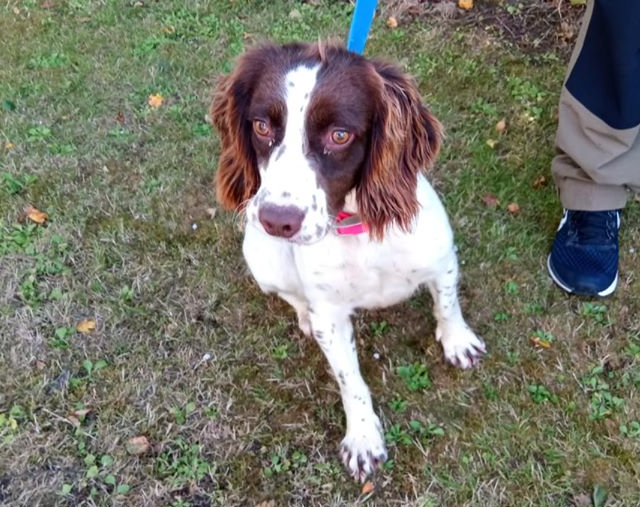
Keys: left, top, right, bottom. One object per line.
{"left": 211, "top": 42, "right": 485, "bottom": 482}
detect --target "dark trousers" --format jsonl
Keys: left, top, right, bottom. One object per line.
{"left": 552, "top": 0, "right": 640, "bottom": 210}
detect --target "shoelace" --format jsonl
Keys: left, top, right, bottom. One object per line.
{"left": 567, "top": 211, "right": 618, "bottom": 245}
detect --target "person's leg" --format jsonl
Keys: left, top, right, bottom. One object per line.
{"left": 548, "top": 0, "right": 640, "bottom": 296}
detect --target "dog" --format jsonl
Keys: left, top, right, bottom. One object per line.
{"left": 211, "top": 42, "right": 486, "bottom": 482}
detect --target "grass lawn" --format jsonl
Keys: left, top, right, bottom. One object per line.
{"left": 1, "top": 0, "right": 639, "bottom": 505}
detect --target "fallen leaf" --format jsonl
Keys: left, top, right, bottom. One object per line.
{"left": 386, "top": 16, "right": 398, "bottom": 28}
{"left": 486, "top": 139, "right": 497, "bottom": 149}
{"left": 162, "top": 25, "right": 176, "bottom": 35}
{"left": 35, "top": 360, "right": 46, "bottom": 370}
{"left": 5, "top": 142, "right": 15, "bottom": 151}
{"left": 361, "top": 481, "right": 375, "bottom": 495}
{"left": 77, "top": 319, "right": 97, "bottom": 334}
{"left": 532, "top": 175, "right": 547, "bottom": 189}
{"left": 25, "top": 205, "right": 48, "bottom": 224}
{"left": 116, "top": 111, "right": 125, "bottom": 124}
{"left": 530, "top": 335, "right": 552, "bottom": 349}
{"left": 13, "top": 7, "right": 20, "bottom": 14}
{"left": 482, "top": 194, "right": 500, "bottom": 208}
{"left": 495, "top": 119, "right": 506, "bottom": 134}
{"left": 458, "top": 0, "right": 473, "bottom": 10}
{"left": 147, "top": 93, "right": 164, "bottom": 109}
{"left": 126, "top": 436, "right": 151, "bottom": 455}
{"left": 205, "top": 207, "right": 217, "bottom": 219}
{"left": 507, "top": 202, "right": 520, "bottom": 214}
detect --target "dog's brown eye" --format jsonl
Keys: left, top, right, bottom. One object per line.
{"left": 253, "top": 120, "right": 270, "bottom": 137}
{"left": 331, "top": 129, "right": 351, "bottom": 145}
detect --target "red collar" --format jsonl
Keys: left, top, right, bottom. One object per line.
{"left": 335, "top": 211, "right": 368, "bottom": 236}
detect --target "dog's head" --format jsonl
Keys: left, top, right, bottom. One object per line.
{"left": 212, "top": 42, "right": 442, "bottom": 242}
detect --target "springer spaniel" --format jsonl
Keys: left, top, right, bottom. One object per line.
{"left": 211, "top": 42, "right": 485, "bottom": 482}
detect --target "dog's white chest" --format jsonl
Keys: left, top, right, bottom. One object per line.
{"left": 242, "top": 175, "right": 455, "bottom": 311}
{"left": 294, "top": 236, "right": 430, "bottom": 309}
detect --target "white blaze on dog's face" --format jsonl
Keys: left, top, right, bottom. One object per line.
{"left": 212, "top": 42, "right": 442, "bottom": 242}
{"left": 248, "top": 64, "right": 330, "bottom": 244}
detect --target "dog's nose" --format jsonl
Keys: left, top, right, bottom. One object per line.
{"left": 258, "top": 204, "right": 305, "bottom": 238}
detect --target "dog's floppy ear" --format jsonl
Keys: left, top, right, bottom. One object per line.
{"left": 211, "top": 52, "right": 263, "bottom": 211}
{"left": 357, "top": 60, "right": 442, "bottom": 240}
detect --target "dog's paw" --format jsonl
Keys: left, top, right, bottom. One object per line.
{"left": 340, "top": 417, "right": 387, "bottom": 482}
{"left": 436, "top": 324, "right": 486, "bottom": 369}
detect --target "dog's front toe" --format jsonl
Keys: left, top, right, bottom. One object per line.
{"left": 437, "top": 325, "right": 486, "bottom": 369}
{"left": 340, "top": 421, "right": 387, "bottom": 482}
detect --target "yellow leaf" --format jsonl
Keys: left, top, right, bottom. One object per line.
{"left": 147, "top": 93, "right": 164, "bottom": 108}
{"left": 5, "top": 142, "right": 15, "bottom": 151}
{"left": 458, "top": 0, "right": 473, "bottom": 10}
{"left": 25, "top": 205, "right": 48, "bottom": 224}
{"left": 77, "top": 319, "right": 97, "bottom": 334}
{"left": 532, "top": 175, "right": 547, "bottom": 189}
{"left": 361, "top": 480, "right": 375, "bottom": 495}
{"left": 486, "top": 139, "right": 497, "bottom": 149}
{"left": 530, "top": 336, "right": 552, "bottom": 349}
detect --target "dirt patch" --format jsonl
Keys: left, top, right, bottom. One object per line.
{"left": 383, "top": 0, "right": 586, "bottom": 55}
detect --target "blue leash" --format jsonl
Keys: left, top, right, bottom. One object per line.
{"left": 346, "top": 0, "right": 378, "bottom": 55}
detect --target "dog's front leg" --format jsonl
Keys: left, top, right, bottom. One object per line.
{"left": 427, "top": 251, "right": 486, "bottom": 368}
{"left": 308, "top": 304, "right": 387, "bottom": 482}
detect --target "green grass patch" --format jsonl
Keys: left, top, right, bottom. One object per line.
{"left": 1, "top": 1, "right": 639, "bottom": 506}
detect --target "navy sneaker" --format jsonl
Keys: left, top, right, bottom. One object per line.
{"left": 547, "top": 209, "right": 621, "bottom": 297}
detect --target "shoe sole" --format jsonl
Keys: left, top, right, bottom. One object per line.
{"left": 546, "top": 255, "right": 618, "bottom": 297}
